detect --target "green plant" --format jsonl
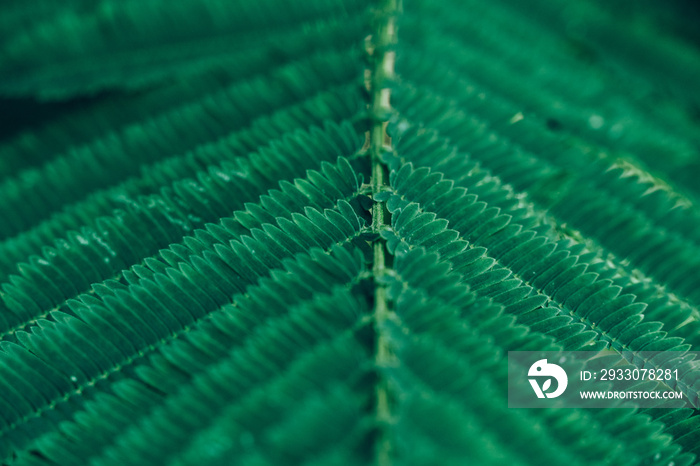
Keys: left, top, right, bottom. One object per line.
{"left": 0, "top": 0, "right": 699, "bottom": 464}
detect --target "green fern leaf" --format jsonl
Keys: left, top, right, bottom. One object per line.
{"left": 1, "top": 0, "right": 700, "bottom": 464}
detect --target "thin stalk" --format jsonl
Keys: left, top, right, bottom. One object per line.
{"left": 368, "top": 0, "right": 400, "bottom": 465}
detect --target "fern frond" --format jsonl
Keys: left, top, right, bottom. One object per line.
{"left": 0, "top": 122, "right": 364, "bottom": 339}
{"left": 0, "top": 51, "right": 366, "bottom": 240}
{"left": 2, "top": 0, "right": 700, "bottom": 464}
{"left": 0, "top": 154, "right": 369, "bottom": 459}
{"left": 0, "top": 0, "right": 372, "bottom": 99}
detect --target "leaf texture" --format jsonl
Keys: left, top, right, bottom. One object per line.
{"left": 0, "top": 0, "right": 700, "bottom": 465}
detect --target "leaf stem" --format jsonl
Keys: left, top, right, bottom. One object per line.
{"left": 368, "top": 0, "right": 400, "bottom": 465}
